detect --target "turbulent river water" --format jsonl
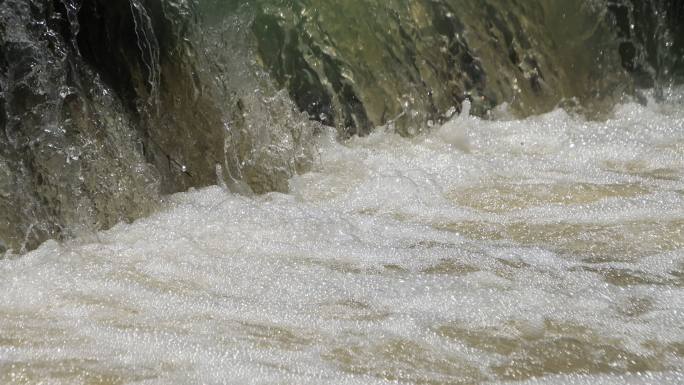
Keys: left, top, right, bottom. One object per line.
{"left": 1, "top": 90, "right": 683, "bottom": 384}
{"left": 2, "top": 0, "right": 684, "bottom": 384}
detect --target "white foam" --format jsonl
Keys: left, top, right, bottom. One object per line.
{"left": 1, "top": 95, "right": 683, "bottom": 384}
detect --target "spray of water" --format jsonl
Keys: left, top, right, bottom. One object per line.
{"left": 129, "top": 0, "right": 161, "bottom": 112}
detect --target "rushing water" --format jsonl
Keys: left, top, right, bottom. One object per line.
{"left": 1, "top": 0, "right": 684, "bottom": 383}
{"left": 1, "top": 90, "right": 683, "bottom": 384}
{"left": 1, "top": 0, "right": 683, "bottom": 251}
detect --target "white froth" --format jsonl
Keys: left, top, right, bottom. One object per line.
{"left": 1, "top": 96, "right": 683, "bottom": 384}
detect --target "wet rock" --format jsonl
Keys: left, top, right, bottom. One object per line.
{"left": 0, "top": 0, "right": 166, "bottom": 252}
{"left": 609, "top": 0, "right": 684, "bottom": 90}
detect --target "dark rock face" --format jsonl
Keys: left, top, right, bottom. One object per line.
{"left": 76, "top": 0, "right": 226, "bottom": 193}
{"left": 608, "top": 0, "right": 684, "bottom": 90}
{"left": 671, "top": 1, "right": 684, "bottom": 83}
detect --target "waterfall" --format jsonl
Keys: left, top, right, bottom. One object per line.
{"left": 1, "top": 0, "right": 682, "bottom": 253}
{"left": 608, "top": 0, "right": 683, "bottom": 96}
{"left": 59, "top": 0, "right": 82, "bottom": 50}
{"left": 129, "top": 0, "right": 161, "bottom": 111}
{"left": 0, "top": 2, "right": 683, "bottom": 383}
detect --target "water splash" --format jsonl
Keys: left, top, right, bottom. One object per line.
{"left": 608, "top": 0, "right": 682, "bottom": 98}
{"left": 129, "top": 0, "right": 161, "bottom": 112}
{"left": 59, "top": 0, "right": 82, "bottom": 50}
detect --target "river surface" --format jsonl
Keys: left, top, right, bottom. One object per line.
{"left": 1, "top": 93, "right": 683, "bottom": 384}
